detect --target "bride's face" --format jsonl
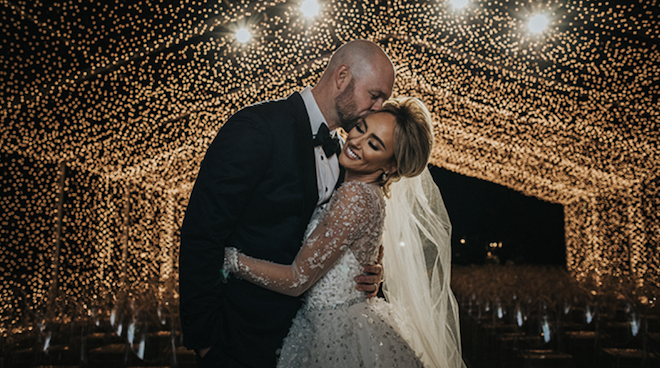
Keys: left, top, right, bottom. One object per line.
{"left": 339, "top": 112, "right": 397, "bottom": 183}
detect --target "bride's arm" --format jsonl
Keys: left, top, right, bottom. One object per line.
{"left": 224, "top": 183, "right": 372, "bottom": 297}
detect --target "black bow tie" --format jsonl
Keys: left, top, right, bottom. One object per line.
{"left": 313, "top": 123, "right": 341, "bottom": 158}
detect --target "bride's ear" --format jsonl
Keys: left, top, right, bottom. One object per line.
{"left": 386, "top": 162, "right": 397, "bottom": 175}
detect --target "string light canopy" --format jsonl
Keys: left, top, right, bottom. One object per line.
{"left": 1, "top": 0, "right": 658, "bottom": 329}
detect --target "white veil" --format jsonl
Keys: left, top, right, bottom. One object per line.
{"left": 381, "top": 167, "right": 466, "bottom": 368}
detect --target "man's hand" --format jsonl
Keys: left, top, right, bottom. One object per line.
{"left": 355, "top": 244, "right": 384, "bottom": 298}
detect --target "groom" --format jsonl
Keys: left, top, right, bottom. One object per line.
{"left": 179, "top": 40, "right": 396, "bottom": 367}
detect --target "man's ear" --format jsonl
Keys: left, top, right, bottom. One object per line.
{"left": 335, "top": 64, "right": 351, "bottom": 90}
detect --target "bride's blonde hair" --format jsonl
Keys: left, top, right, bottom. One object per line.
{"left": 376, "top": 97, "right": 434, "bottom": 197}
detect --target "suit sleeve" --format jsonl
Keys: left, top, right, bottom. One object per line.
{"left": 179, "top": 111, "right": 271, "bottom": 349}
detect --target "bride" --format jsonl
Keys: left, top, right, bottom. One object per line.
{"left": 223, "top": 97, "right": 465, "bottom": 368}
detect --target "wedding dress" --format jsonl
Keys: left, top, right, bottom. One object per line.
{"left": 276, "top": 181, "right": 423, "bottom": 367}
{"left": 225, "top": 169, "right": 465, "bottom": 368}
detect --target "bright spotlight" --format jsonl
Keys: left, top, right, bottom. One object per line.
{"left": 450, "top": 0, "right": 468, "bottom": 9}
{"left": 528, "top": 14, "right": 549, "bottom": 33}
{"left": 301, "top": 0, "right": 320, "bottom": 17}
{"left": 236, "top": 28, "right": 250, "bottom": 43}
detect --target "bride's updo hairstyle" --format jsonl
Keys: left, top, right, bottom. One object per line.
{"left": 377, "top": 97, "right": 434, "bottom": 197}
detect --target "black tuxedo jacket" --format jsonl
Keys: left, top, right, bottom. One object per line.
{"left": 179, "top": 92, "right": 318, "bottom": 367}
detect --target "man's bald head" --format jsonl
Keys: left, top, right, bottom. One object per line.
{"left": 313, "top": 40, "right": 396, "bottom": 130}
{"left": 322, "top": 40, "right": 395, "bottom": 84}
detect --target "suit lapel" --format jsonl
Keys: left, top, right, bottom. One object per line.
{"left": 288, "top": 92, "right": 319, "bottom": 224}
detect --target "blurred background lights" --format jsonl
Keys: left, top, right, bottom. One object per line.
{"left": 449, "top": 0, "right": 469, "bottom": 9}
{"left": 301, "top": 0, "right": 320, "bottom": 17}
{"left": 0, "top": 0, "right": 658, "bottom": 343}
{"left": 528, "top": 14, "right": 549, "bottom": 33}
{"left": 236, "top": 28, "right": 251, "bottom": 43}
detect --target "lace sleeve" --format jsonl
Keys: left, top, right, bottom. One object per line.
{"left": 224, "top": 182, "right": 379, "bottom": 297}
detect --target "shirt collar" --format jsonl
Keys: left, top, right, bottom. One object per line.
{"left": 300, "top": 86, "right": 328, "bottom": 136}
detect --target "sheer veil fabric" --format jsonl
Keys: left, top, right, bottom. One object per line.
{"left": 381, "top": 168, "right": 466, "bottom": 368}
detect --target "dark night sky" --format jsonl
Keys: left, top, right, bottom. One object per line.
{"left": 428, "top": 165, "right": 566, "bottom": 266}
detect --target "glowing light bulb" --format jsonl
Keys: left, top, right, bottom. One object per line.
{"left": 450, "top": 0, "right": 468, "bottom": 9}
{"left": 301, "top": 0, "right": 320, "bottom": 17}
{"left": 528, "top": 14, "right": 549, "bottom": 33}
{"left": 236, "top": 28, "right": 251, "bottom": 43}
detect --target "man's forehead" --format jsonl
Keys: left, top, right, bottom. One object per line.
{"left": 361, "top": 75, "right": 393, "bottom": 93}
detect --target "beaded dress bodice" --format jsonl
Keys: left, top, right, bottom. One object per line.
{"left": 228, "top": 181, "right": 384, "bottom": 298}
{"left": 300, "top": 185, "right": 382, "bottom": 310}
{"left": 302, "top": 249, "right": 366, "bottom": 310}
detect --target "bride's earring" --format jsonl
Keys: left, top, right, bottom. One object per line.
{"left": 382, "top": 170, "right": 388, "bottom": 181}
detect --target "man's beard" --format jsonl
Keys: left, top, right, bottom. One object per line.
{"left": 334, "top": 80, "right": 361, "bottom": 131}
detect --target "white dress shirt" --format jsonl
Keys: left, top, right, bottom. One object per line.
{"left": 300, "top": 87, "right": 341, "bottom": 205}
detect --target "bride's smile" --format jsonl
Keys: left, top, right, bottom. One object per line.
{"left": 344, "top": 145, "right": 360, "bottom": 160}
